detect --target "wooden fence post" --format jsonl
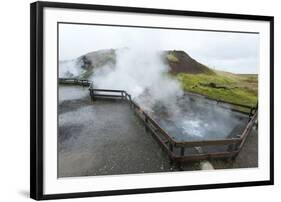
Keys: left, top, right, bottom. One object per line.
{"left": 169, "top": 141, "right": 173, "bottom": 152}
{"left": 180, "top": 147, "right": 185, "bottom": 156}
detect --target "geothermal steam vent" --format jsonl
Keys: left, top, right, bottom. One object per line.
{"left": 59, "top": 77, "right": 257, "bottom": 168}
{"left": 58, "top": 49, "right": 258, "bottom": 176}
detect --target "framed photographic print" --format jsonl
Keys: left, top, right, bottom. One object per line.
{"left": 30, "top": 1, "right": 274, "bottom": 200}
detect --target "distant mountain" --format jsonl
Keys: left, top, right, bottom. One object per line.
{"left": 77, "top": 49, "right": 116, "bottom": 79}
{"left": 59, "top": 49, "right": 214, "bottom": 79}
{"left": 164, "top": 50, "right": 214, "bottom": 75}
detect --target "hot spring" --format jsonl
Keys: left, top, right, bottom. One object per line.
{"left": 147, "top": 93, "right": 249, "bottom": 142}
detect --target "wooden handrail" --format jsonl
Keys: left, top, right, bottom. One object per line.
{"left": 184, "top": 91, "right": 256, "bottom": 109}
{"left": 90, "top": 88, "right": 257, "bottom": 162}
{"left": 172, "top": 150, "right": 238, "bottom": 162}
{"left": 59, "top": 78, "right": 92, "bottom": 87}
{"left": 59, "top": 79, "right": 257, "bottom": 160}
{"left": 141, "top": 110, "right": 175, "bottom": 143}
{"left": 173, "top": 138, "right": 241, "bottom": 147}
{"left": 92, "top": 94, "right": 123, "bottom": 98}
{"left": 126, "top": 94, "right": 247, "bottom": 150}
{"left": 89, "top": 88, "right": 125, "bottom": 93}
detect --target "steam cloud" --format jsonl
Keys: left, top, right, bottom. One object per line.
{"left": 91, "top": 48, "right": 183, "bottom": 111}
{"left": 89, "top": 48, "right": 243, "bottom": 141}
{"left": 59, "top": 59, "right": 83, "bottom": 78}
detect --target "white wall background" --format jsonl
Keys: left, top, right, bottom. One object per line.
{"left": 0, "top": 0, "right": 279, "bottom": 201}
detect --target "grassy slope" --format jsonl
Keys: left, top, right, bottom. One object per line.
{"left": 176, "top": 70, "right": 258, "bottom": 107}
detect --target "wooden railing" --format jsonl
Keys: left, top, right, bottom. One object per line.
{"left": 88, "top": 88, "right": 125, "bottom": 100}
{"left": 60, "top": 78, "right": 258, "bottom": 163}
{"left": 59, "top": 78, "right": 91, "bottom": 87}
{"left": 129, "top": 93, "right": 257, "bottom": 162}
{"left": 122, "top": 90, "right": 258, "bottom": 162}
{"left": 184, "top": 91, "right": 257, "bottom": 116}
{"left": 132, "top": 102, "right": 257, "bottom": 162}
{"left": 172, "top": 112, "right": 257, "bottom": 162}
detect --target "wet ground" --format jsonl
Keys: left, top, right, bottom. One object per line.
{"left": 58, "top": 85, "right": 177, "bottom": 177}
{"left": 58, "top": 85, "right": 258, "bottom": 178}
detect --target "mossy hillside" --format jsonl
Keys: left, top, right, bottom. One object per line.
{"left": 176, "top": 71, "right": 258, "bottom": 108}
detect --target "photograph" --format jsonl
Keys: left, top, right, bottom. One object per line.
{"left": 30, "top": 1, "right": 274, "bottom": 199}
{"left": 0, "top": 0, "right": 278, "bottom": 201}
{"left": 58, "top": 23, "right": 259, "bottom": 178}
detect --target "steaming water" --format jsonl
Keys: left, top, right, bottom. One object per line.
{"left": 150, "top": 95, "right": 248, "bottom": 141}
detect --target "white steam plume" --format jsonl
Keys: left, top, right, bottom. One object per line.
{"left": 91, "top": 48, "right": 183, "bottom": 111}
{"left": 59, "top": 59, "right": 83, "bottom": 78}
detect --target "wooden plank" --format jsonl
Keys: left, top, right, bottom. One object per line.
{"left": 90, "top": 89, "right": 124, "bottom": 93}
{"left": 185, "top": 91, "right": 255, "bottom": 109}
{"left": 173, "top": 151, "right": 238, "bottom": 162}
{"left": 141, "top": 110, "right": 175, "bottom": 143}
{"left": 58, "top": 78, "right": 91, "bottom": 87}
{"left": 240, "top": 111, "right": 257, "bottom": 140}
{"left": 131, "top": 100, "right": 141, "bottom": 110}
{"left": 237, "top": 111, "right": 258, "bottom": 151}
{"left": 180, "top": 147, "right": 185, "bottom": 156}
{"left": 216, "top": 99, "right": 253, "bottom": 109}
{"left": 92, "top": 94, "right": 123, "bottom": 98}
{"left": 174, "top": 138, "right": 241, "bottom": 147}
{"left": 142, "top": 117, "right": 176, "bottom": 160}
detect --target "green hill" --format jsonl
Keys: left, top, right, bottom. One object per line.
{"left": 176, "top": 70, "right": 258, "bottom": 108}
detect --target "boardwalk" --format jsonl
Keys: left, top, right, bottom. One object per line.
{"left": 58, "top": 85, "right": 258, "bottom": 177}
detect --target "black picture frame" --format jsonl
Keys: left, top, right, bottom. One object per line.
{"left": 30, "top": 1, "right": 274, "bottom": 200}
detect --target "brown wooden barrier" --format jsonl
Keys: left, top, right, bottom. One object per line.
{"left": 59, "top": 78, "right": 91, "bottom": 87}
{"left": 184, "top": 91, "right": 257, "bottom": 116}
{"left": 123, "top": 90, "right": 258, "bottom": 163}
{"left": 60, "top": 78, "right": 258, "bottom": 163}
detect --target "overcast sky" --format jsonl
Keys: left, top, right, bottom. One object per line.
{"left": 59, "top": 23, "right": 259, "bottom": 74}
